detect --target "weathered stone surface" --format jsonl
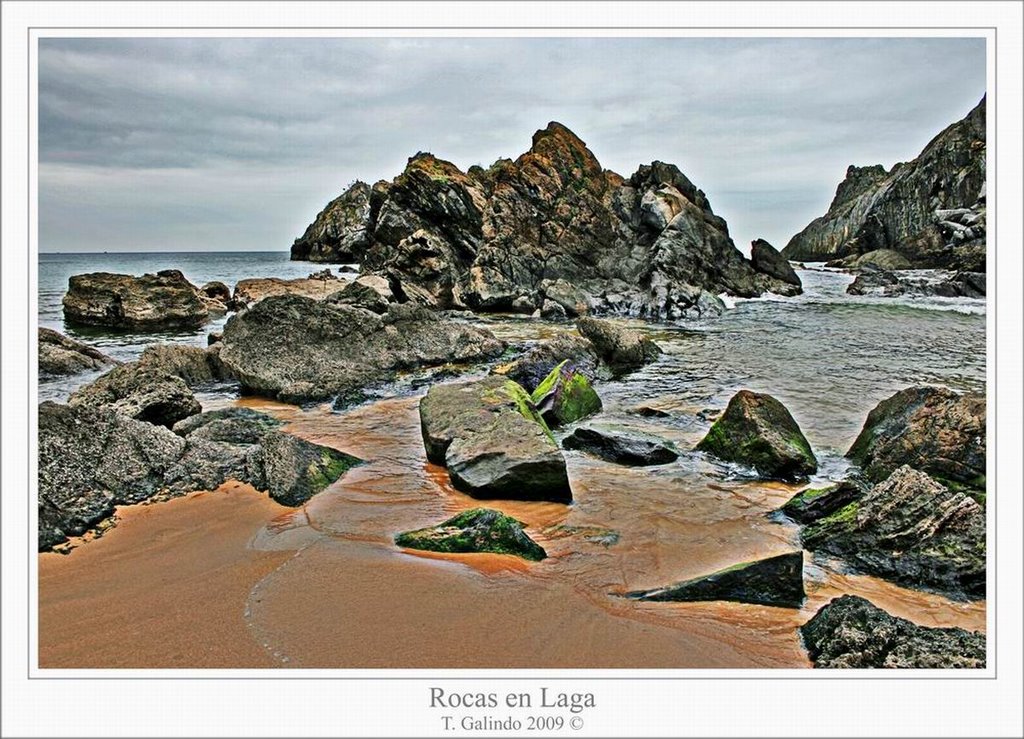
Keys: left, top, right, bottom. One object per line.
{"left": 847, "top": 385, "right": 985, "bottom": 486}
{"left": 291, "top": 180, "right": 373, "bottom": 263}
{"left": 324, "top": 279, "right": 391, "bottom": 314}
{"left": 801, "top": 595, "right": 985, "bottom": 668}
{"left": 218, "top": 294, "right": 504, "bottom": 403}
{"left": 696, "top": 390, "right": 817, "bottom": 481}
{"left": 750, "top": 238, "right": 802, "bottom": 293}
{"left": 846, "top": 269, "right": 986, "bottom": 298}
{"left": 496, "top": 332, "right": 602, "bottom": 393}
{"left": 230, "top": 275, "right": 345, "bottom": 310}
{"left": 419, "top": 376, "right": 572, "bottom": 502}
{"left": 575, "top": 317, "right": 661, "bottom": 374}
{"left": 783, "top": 97, "right": 986, "bottom": 270}
{"left": 531, "top": 360, "right": 602, "bottom": 427}
{"left": 38, "top": 402, "right": 186, "bottom": 550}
{"left": 67, "top": 363, "right": 201, "bottom": 428}
{"left": 801, "top": 466, "right": 985, "bottom": 598}
{"left": 827, "top": 249, "right": 913, "bottom": 270}
{"left": 395, "top": 508, "right": 546, "bottom": 561}
{"left": 780, "top": 480, "right": 867, "bottom": 524}
{"left": 62, "top": 270, "right": 209, "bottom": 330}
{"left": 626, "top": 551, "right": 805, "bottom": 608}
{"left": 295, "top": 122, "right": 797, "bottom": 319}
{"left": 247, "top": 430, "right": 362, "bottom": 507}
{"left": 136, "top": 343, "right": 233, "bottom": 386}
{"left": 563, "top": 425, "right": 679, "bottom": 466}
{"left": 38, "top": 328, "right": 117, "bottom": 377}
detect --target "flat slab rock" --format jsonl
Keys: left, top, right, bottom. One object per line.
{"left": 626, "top": 551, "right": 806, "bottom": 608}
{"left": 395, "top": 508, "right": 546, "bottom": 561}
{"left": 62, "top": 270, "right": 210, "bottom": 330}
{"left": 38, "top": 328, "right": 117, "bottom": 377}
{"left": 562, "top": 426, "right": 679, "bottom": 466}
{"left": 419, "top": 376, "right": 572, "bottom": 502}
{"left": 801, "top": 595, "right": 985, "bottom": 668}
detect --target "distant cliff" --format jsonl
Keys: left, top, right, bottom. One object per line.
{"left": 782, "top": 96, "right": 986, "bottom": 271}
{"left": 290, "top": 122, "right": 799, "bottom": 321}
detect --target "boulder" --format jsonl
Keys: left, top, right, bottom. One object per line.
{"left": 626, "top": 551, "right": 805, "bottom": 608}
{"left": 324, "top": 279, "right": 391, "bottom": 314}
{"left": 38, "top": 328, "right": 117, "bottom": 377}
{"left": 780, "top": 480, "right": 866, "bottom": 524}
{"left": 801, "top": 466, "right": 985, "bottom": 598}
{"left": 38, "top": 402, "right": 186, "bottom": 550}
{"left": 575, "top": 317, "right": 661, "bottom": 374}
{"left": 750, "top": 238, "right": 802, "bottom": 293}
{"left": 395, "top": 508, "right": 547, "bottom": 561}
{"left": 218, "top": 295, "right": 504, "bottom": 404}
{"left": 844, "top": 249, "right": 913, "bottom": 270}
{"left": 290, "top": 180, "right": 373, "bottom": 263}
{"left": 496, "top": 332, "right": 602, "bottom": 393}
{"left": 801, "top": 595, "right": 985, "bottom": 668}
{"left": 67, "top": 363, "right": 201, "bottom": 428}
{"left": 419, "top": 376, "right": 572, "bottom": 502}
{"left": 847, "top": 386, "right": 985, "bottom": 486}
{"left": 246, "top": 430, "right": 362, "bottom": 507}
{"left": 230, "top": 276, "right": 347, "bottom": 310}
{"left": 696, "top": 390, "right": 817, "bottom": 481}
{"left": 563, "top": 426, "right": 679, "bottom": 466}
{"left": 135, "top": 343, "right": 232, "bottom": 386}
{"left": 530, "top": 360, "right": 602, "bottom": 427}
{"left": 62, "top": 270, "right": 209, "bottom": 330}
{"left": 197, "top": 281, "right": 230, "bottom": 314}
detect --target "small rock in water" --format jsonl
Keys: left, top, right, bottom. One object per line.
{"left": 576, "top": 316, "right": 661, "bottom": 374}
{"left": 780, "top": 480, "right": 867, "bottom": 524}
{"left": 563, "top": 426, "right": 679, "bottom": 467}
{"left": 395, "top": 508, "right": 546, "bottom": 561}
{"left": 530, "top": 360, "right": 602, "bottom": 428}
{"left": 630, "top": 405, "right": 672, "bottom": 418}
{"left": 625, "top": 551, "right": 806, "bottom": 608}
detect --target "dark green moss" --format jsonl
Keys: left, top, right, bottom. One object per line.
{"left": 395, "top": 508, "right": 547, "bottom": 561}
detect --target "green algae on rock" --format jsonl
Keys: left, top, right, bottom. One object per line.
{"left": 395, "top": 508, "right": 547, "bottom": 561}
{"left": 696, "top": 390, "right": 817, "bottom": 481}
{"left": 780, "top": 480, "right": 866, "bottom": 524}
{"left": 531, "top": 360, "right": 603, "bottom": 427}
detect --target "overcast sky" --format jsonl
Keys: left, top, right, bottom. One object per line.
{"left": 38, "top": 37, "right": 985, "bottom": 255}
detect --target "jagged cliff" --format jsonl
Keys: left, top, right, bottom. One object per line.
{"left": 782, "top": 96, "right": 986, "bottom": 270}
{"left": 290, "top": 122, "right": 798, "bottom": 320}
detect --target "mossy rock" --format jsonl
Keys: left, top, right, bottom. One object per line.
{"left": 780, "top": 480, "right": 865, "bottom": 524}
{"left": 696, "top": 390, "right": 817, "bottom": 482}
{"left": 395, "top": 508, "right": 546, "bottom": 561}
{"left": 252, "top": 431, "right": 362, "bottom": 506}
{"left": 531, "top": 360, "right": 602, "bottom": 427}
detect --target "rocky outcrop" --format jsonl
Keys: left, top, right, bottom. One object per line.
{"left": 750, "top": 239, "right": 801, "bottom": 294}
{"left": 136, "top": 344, "right": 233, "bottom": 386}
{"left": 292, "top": 122, "right": 798, "bottom": 319}
{"left": 67, "top": 363, "right": 202, "bottom": 428}
{"left": 290, "top": 180, "right": 373, "bottom": 263}
{"left": 847, "top": 385, "right": 985, "bottom": 487}
{"left": 696, "top": 390, "right": 817, "bottom": 481}
{"left": 782, "top": 97, "right": 986, "bottom": 270}
{"left": 780, "top": 480, "right": 866, "bottom": 524}
{"left": 575, "top": 317, "right": 661, "bottom": 374}
{"left": 826, "top": 249, "right": 912, "bottom": 271}
{"left": 801, "top": 466, "right": 985, "bottom": 598}
{"left": 62, "top": 270, "right": 210, "bottom": 330}
{"left": 801, "top": 595, "right": 985, "bottom": 668}
{"left": 218, "top": 294, "right": 504, "bottom": 404}
{"left": 563, "top": 426, "right": 679, "bottom": 466}
{"left": 230, "top": 275, "right": 344, "bottom": 310}
{"left": 846, "top": 269, "right": 985, "bottom": 298}
{"left": 395, "top": 508, "right": 547, "bottom": 561}
{"left": 530, "top": 360, "right": 602, "bottom": 427}
{"left": 626, "top": 551, "right": 806, "bottom": 608}
{"left": 38, "top": 328, "right": 117, "bottom": 377}
{"left": 419, "top": 376, "right": 572, "bottom": 502}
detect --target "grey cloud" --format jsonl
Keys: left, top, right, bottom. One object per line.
{"left": 38, "top": 36, "right": 985, "bottom": 253}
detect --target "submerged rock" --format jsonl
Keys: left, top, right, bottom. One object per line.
{"left": 626, "top": 551, "right": 805, "bottom": 608}
{"left": 38, "top": 328, "right": 117, "bottom": 377}
{"left": 67, "top": 363, "right": 201, "bottom": 428}
{"left": 575, "top": 317, "right": 661, "bottom": 374}
{"left": 218, "top": 294, "right": 504, "bottom": 404}
{"left": 62, "top": 270, "right": 210, "bottom": 330}
{"left": 801, "top": 595, "right": 985, "bottom": 668}
{"left": 750, "top": 238, "right": 802, "bottom": 294}
{"left": 563, "top": 426, "right": 679, "bottom": 466}
{"left": 696, "top": 390, "right": 817, "bottom": 481}
{"left": 419, "top": 376, "right": 572, "bottom": 502}
{"left": 780, "top": 480, "right": 866, "bottom": 524}
{"left": 395, "top": 508, "right": 546, "bottom": 561}
{"left": 496, "top": 332, "right": 603, "bottom": 393}
{"left": 801, "top": 466, "right": 985, "bottom": 598}
{"left": 847, "top": 385, "right": 985, "bottom": 486}
{"left": 531, "top": 360, "right": 602, "bottom": 427}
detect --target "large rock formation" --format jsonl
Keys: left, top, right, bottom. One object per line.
{"left": 801, "top": 595, "right": 985, "bottom": 668}
{"left": 801, "top": 466, "right": 985, "bottom": 598}
{"left": 38, "top": 328, "right": 117, "bottom": 377}
{"left": 750, "top": 239, "right": 801, "bottom": 294}
{"left": 291, "top": 122, "right": 799, "bottom": 319}
{"left": 846, "top": 269, "right": 985, "bottom": 298}
{"left": 395, "top": 508, "right": 547, "bottom": 561}
{"left": 290, "top": 180, "right": 373, "bottom": 263}
{"left": 62, "top": 270, "right": 211, "bottom": 330}
{"left": 218, "top": 294, "right": 505, "bottom": 404}
{"left": 782, "top": 97, "right": 986, "bottom": 271}
{"left": 419, "top": 376, "right": 572, "bottom": 502}
{"left": 847, "top": 385, "right": 985, "bottom": 487}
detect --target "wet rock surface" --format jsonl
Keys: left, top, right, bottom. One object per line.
{"left": 696, "top": 390, "right": 817, "bottom": 482}
{"left": 846, "top": 269, "right": 986, "bottom": 298}
{"left": 496, "top": 331, "right": 604, "bottom": 393}
{"left": 801, "top": 595, "right": 985, "bottom": 668}
{"left": 575, "top": 317, "right": 661, "bottom": 374}
{"left": 626, "top": 551, "right": 806, "bottom": 608}
{"left": 563, "top": 425, "right": 679, "bottom": 466}
{"left": 530, "top": 360, "right": 603, "bottom": 427}
{"left": 395, "top": 508, "right": 547, "bottom": 561}
{"left": 780, "top": 480, "right": 867, "bottom": 524}
{"left": 750, "top": 238, "right": 802, "bottom": 294}
{"left": 38, "top": 328, "right": 117, "bottom": 377}
{"left": 62, "top": 270, "right": 210, "bottom": 330}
